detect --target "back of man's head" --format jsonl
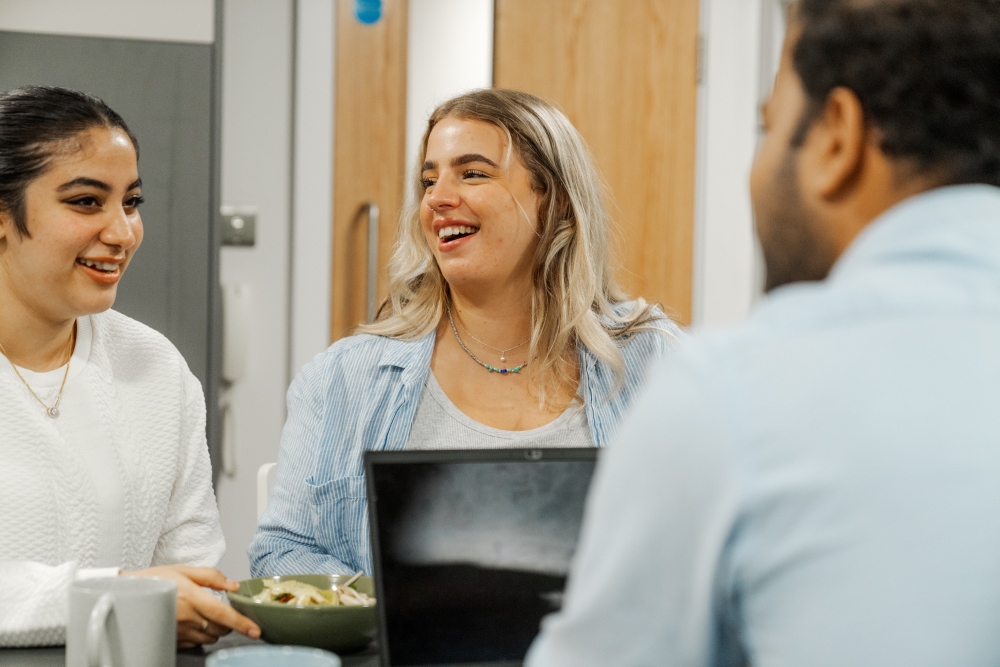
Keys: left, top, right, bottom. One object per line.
{"left": 792, "top": 0, "right": 1000, "bottom": 187}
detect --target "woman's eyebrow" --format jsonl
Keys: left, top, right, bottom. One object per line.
{"left": 422, "top": 154, "right": 498, "bottom": 172}
{"left": 57, "top": 177, "right": 111, "bottom": 192}
{"left": 452, "top": 153, "right": 498, "bottom": 168}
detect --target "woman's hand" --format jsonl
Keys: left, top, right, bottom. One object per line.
{"left": 126, "top": 565, "right": 262, "bottom": 648}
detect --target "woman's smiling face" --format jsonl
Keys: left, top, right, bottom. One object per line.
{"left": 0, "top": 126, "right": 143, "bottom": 324}
{"left": 419, "top": 116, "right": 542, "bottom": 297}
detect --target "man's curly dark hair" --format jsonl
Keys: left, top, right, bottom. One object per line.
{"left": 791, "top": 0, "right": 1000, "bottom": 187}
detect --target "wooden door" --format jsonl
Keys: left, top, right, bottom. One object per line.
{"left": 494, "top": 0, "right": 700, "bottom": 324}
{"left": 331, "top": 0, "right": 409, "bottom": 341}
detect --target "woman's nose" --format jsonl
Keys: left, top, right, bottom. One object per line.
{"left": 101, "top": 207, "right": 139, "bottom": 249}
{"left": 426, "top": 176, "right": 460, "bottom": 211}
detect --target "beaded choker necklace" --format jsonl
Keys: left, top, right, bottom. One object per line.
{"left": 447, "top": 307, "right": 528, "bottom": 375}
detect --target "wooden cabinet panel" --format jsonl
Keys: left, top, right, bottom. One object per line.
{"left": 494, "top": 0, "right": 699, "bottom": 323}
{"left": 332, "top": 0, "right": 408, "bottom": 341}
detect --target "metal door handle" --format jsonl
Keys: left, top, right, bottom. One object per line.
{"left": 353, "top": 202, "right": 380, "bottom": 322}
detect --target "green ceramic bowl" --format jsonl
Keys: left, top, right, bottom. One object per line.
{"left": 227, "top": 574, "right": 377, "bottom": 654}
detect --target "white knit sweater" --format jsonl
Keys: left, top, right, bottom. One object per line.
{"left": 0, "top": 310, "right": 225, "bottom": 647}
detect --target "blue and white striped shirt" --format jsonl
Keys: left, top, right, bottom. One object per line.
{"left": 248, "top": 307, "right": 682, "bottom": 576}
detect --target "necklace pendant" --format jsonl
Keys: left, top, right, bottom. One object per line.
{"left": 500, "top": 351, "right": 506, "bottom": 362}
{"left": 46, "top": 406, "right": 60, "bottom": 418}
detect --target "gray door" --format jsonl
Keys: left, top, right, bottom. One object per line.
{"left": 0, "top": 30, "right": 221, "bottom": 471}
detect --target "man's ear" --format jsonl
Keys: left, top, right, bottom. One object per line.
{"left": 0, "top": 208, "right": 14, "bottom": 249}
{"left": 799, "top": 86, "right": 867, "bottom": 202}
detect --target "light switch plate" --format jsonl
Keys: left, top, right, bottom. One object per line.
{"left": 220, "top": 205, "right": 256, "bottom": 247}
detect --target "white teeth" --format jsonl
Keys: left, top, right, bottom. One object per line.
{"left": 438, "top": 225, "right": 476, "bottom": 239}
{"left": 79, "top": 259, "right": 118, "bottom": 271}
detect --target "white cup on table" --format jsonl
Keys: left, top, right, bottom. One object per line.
{"left": 67, "top": 576, "right": 177, "bottom": 667}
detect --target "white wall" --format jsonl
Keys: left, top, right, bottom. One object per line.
{"left": 405, "top": 0, "right": 494, "bottom": 175}
{"left": 0, "top": 0, "right": 214, "bottom": 43}
{"left": 289, "top": 0, "right": 335, "bottom": 376}
{"left": 691, "top": 0, "right": 765, "bottom": 328}
{"left": 216, "top": 0, "right": 295, "bottom": 580}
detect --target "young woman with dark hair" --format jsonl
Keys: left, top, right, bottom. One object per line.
{"left": 0, "top": 86, "right": 259, "bottom": 648}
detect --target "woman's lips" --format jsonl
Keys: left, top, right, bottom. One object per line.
{"left": 437, "top": 231, "right": 477, "bottom": 252}
{"left": 433, "top": 219, "right": 480, "bottom": 252}
{"left": 76, "top": 259, "right": 122, "bottom": 285}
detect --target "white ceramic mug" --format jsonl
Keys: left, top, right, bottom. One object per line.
{"left": 67, "top": 576, "right": 177, "bottom": 667}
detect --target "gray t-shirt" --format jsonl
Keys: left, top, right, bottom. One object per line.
{"left": 406, "top": 372, "right": 592, "bottom": 450}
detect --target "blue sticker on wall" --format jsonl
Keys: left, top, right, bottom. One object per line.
{"left": 355, "top": 0, "right": 383, "bottom": 25}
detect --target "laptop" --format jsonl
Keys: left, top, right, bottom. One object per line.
{"left": 364, "top": 448, "right": 599, "bottom": 667}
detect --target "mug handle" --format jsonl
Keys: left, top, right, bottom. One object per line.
{"left": 86, "top": 592, "right": 114, "bottom": 667}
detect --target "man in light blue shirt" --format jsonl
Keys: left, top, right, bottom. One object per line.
{"left": 527, "top": 1, "right": 1000, "bottom": 665}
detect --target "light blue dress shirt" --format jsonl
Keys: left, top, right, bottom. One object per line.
{"left": 248, "top": 304, "right": 681, "bottom": 576}
{"left": 527, "top": 185, "right": 1000, "bottom": 667}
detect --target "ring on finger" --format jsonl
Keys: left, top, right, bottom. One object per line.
{"left": 201, "top": 619, "right": 209, "bottom": 632}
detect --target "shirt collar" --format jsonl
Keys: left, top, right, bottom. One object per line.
{"left": 831, "top": 184, "right": 1000, "bottom": 281}
{"left": 376, "top": 330, "right": 436, "bottom": 385}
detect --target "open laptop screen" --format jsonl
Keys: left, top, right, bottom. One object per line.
{"left": 365, "top": 448, "right": 598, "bottom": 667}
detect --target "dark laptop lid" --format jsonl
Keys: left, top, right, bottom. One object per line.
{"left": 364, "top": 448, "right": 599, "bottom": 667}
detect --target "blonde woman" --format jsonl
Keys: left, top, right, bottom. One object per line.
{"left": 249, "top": 89, "right": 683, "bottom": 576}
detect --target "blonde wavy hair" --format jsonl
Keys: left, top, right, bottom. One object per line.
{"left": 358, "top": 88, "right": 663, "bottom": 401}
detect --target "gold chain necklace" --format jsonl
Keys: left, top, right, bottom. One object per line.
{"left": 0, "top": 324, "right": 76, "bottom": 418}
